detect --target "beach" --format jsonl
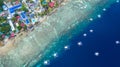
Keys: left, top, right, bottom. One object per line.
{"left": 0, "top": 0, "right": 113, "bottom": 67}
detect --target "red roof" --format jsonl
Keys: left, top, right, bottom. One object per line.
{"left": 49, "top": 2, "right": 55, "bottom": 8}
{"left": 11, "top": 32, "right": 15, "bottom": 37}
{"left": 16, "top": 16, "right": 20, "bottom": 19}
{"left": 20, "top": 23, "right": 25, "bottom": 27}
{"left": 15, "top": 1, "right": 19, "bottom": 4}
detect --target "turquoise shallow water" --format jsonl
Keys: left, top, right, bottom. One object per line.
{"left": 34, "top": 1, "right": 117, "bottom": 67}
{"left": 47, "top": 1, "right": 120, "bottom": 67}
{"left": 0, "top": 0, "right": 118, "bottom": 67}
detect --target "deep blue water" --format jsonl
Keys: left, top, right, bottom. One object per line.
{"left": 46, "top": 2, "right": 120, "bottom": 67}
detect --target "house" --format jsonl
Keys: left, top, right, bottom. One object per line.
{"left": 20, "top": 11, "right": 26, "bottom": 19}
{"left": 7, "top": 16, "right": 15, "bottom": 31}
{"left": 20, "top": 11, "right": 30, "bottom": 25}
{"left": 0, "top": 12, "right": 5, "bottom": 17}
{"left": 49, "top": 2, "right": 55, "bottom": 8}
{"left": 8, "top": 20, "right": 15, "bottom": 31}
{"left": 25, "top": 19, "right": 30, "bottom": 25}
{"left": 10, "top": 32, "right": 15, "bottom": 37}
{"left": 31, "top": 18, "right": 37, "bottom": 24}
{"left": 2, "top": 5, "right": 8, "bottom": 11}
{"left": 8, "top": 3, "right": 22, "bottom": 15}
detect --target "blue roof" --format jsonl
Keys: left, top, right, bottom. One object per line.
{"left": 25, "top": 19, "right": 30, "bottom": 24}
{"left": 21, "top": 12, "right": 26, "bottom": 19}
{"left": 8, "top": 3, "right": 22, "bottom": 13}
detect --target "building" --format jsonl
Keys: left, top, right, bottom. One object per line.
{"left": 7, "top": 16, "right": 15, "bottom": 31}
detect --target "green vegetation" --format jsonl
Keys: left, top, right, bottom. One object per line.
{"left": 0, "top": 0, "right": 60, "bottom": 41}
{"left": 0, "top": 0, "right": 4, "bottom": 11}
{"left": 55, "top": 2, "right": 59, "bottom": 8}
{"left": 14, "top": 13, "right": 19, "bottom": 17}
{"left": 20, "top": 4, "right": 29, "bottom": 12}
{"left": 0, "top": 24, "right": 11, "bottom": 34}
{"left": 17, "top": 26, "right": 22, "bottom": 30}
{"left": 11, "top": 17, "right": 16, "bottom": 22}
{"left": 38, "top": 10, "right": 48, "bottom": 17}
{"left": 29, "top": 0, "right": 34, "bottom": 3}
{"left": 0, "top": 17, "right": 7, "bottom": 24}
{"left": 23, "top": 25, "right": 27, "bottom": 31}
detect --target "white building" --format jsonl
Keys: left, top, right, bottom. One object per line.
{"left": 7, "top": 16, "right": 15, "bottom": 31}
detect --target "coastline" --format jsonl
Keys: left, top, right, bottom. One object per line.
{"left": 0, "top": 0, "right": 68, "bottom": 66}
{"left": 0, "top": 0, "right": 65, "bottom": 55}
{"left": 32, "top": 0, "right": 116, "bottom": 67}
{"left": 0, "top": 0, "right": 116, "bottom": 67}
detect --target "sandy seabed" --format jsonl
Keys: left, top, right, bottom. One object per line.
{"left": 0, "top": 0, "right": 113, "bottom": 67}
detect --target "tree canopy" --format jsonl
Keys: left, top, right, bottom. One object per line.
{"left": 0, "top": 0, "right": 4, "bottom": 11}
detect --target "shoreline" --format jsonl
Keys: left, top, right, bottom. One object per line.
{"left": 0, "top": 0, "right": 66, "bottom": 55}
{"left": 30, "top": 1, "right": 116, "bottom": 67}
{"left": 0, "top": 0, "right": 115, "bottom": 67}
